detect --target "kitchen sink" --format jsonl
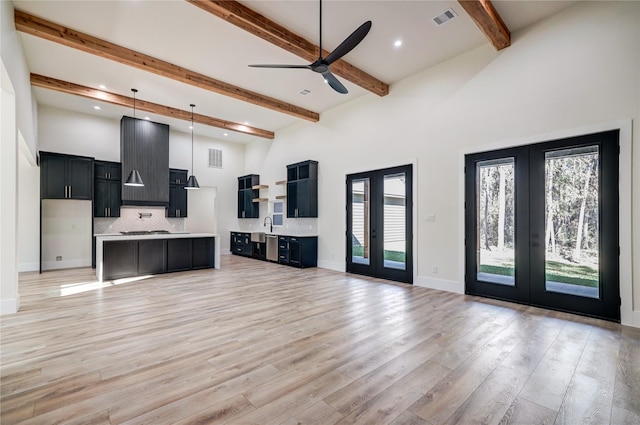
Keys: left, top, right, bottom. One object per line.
{"left": 251, "top": 232, "right": 266, "bottom": 243}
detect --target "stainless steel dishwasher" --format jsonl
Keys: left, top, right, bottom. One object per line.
{"left": 266, "top": 234, "right": 278, "bottom": 262}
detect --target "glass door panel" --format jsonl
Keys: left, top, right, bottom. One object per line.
{"left": 476, "top": 158, "right": 515, "bottom": 286}
{"left": 383, "top": 173, "right": 406, "bottom": 271}
{"left": 351, "top": 178, "right": 370, "bottom": 266}
{"left": 347, "top": 165, "right": 413, "bottom": 284}
{"left": 466, "top": 130, "right": 619, "bottom": 321}
{"left": 544, "top": 146, "right": 600, "bottom": 299}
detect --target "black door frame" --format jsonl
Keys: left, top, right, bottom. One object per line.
{"left": 346, "top": 164, "right": 413, "bottom": 284}
{"left": 465, "top": 130, "right": 620, "bottom": 321}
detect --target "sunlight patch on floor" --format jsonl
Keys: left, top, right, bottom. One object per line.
{"left": 59, "top": 275, "right": 153, "bottom": 296}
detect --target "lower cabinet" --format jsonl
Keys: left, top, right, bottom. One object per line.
{"left": 278, "top": 236, "right": 317, "bottom": 268}
{"left": 167, "top": 238, "right": 191, "bottom": 272}
{"left": 230, "top": 232, "right": 252, "bottom": 256}
{"left": 192, "top": 238, "right": 215, "bottom": 269}
{"left": 231, "top": 232, "right": 317, "bottom": 268}
{"left": 102, "top": 237, "right": 214, "bottom": 280}
{"left": 103, "top": 240, "right": 137, "bottom": 280}
{"left": 138, "top": 239, "right": 166, "bottom": 275}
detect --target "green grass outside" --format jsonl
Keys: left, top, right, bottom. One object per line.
{"left": 479, "top": 261, "right": 598, "bottom": 288}
{"left": 352, "top": 246, "right": 405, "bottom": 263}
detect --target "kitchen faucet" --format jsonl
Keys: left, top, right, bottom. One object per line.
{"left": 263, "top": 216, "right": 273, "bottom": 233}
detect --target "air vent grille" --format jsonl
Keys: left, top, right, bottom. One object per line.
{"left": 433, "top": 8, "right": 457, "bottom": 26}
{"left": 208, "top": 148, "right": 222, "bottom": 168}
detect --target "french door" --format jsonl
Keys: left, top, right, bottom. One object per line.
{"left": 346, "top": 165, "right": 413, "bottom": 284}
{"left": 465, "top": 130, "right": 619, "bottom": 321}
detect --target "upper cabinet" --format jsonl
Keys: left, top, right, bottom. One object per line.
{"left": 40, "top": 151, "right": 93, "bottom": 200}
{"left": 237, "top": 174, "right": 260, "bottom": 218}
{"left": 286, "top": 160, "right": 318, "bottom": 218}
{"left": 168, "top": 169, "right": 188, "bottom": 218}
{"left": 94, "top": 160, "right": 121, "bottom": 217}
{"left": 120, "top": 116, "right": 170, "bottom": 206}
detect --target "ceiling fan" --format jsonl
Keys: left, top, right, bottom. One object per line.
{"left": 249, "top": 0, "right": 371, "bottom": 94}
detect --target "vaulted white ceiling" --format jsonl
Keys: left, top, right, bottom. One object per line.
{"left": 14, "top": 0, "right": 578, "bottom": 143}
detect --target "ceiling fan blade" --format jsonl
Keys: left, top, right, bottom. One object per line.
{"left": 324, "top": 20, "right": 371, "bottom": 65}
{"left": 248, "top": 64, "right": 312, "bottom": 69}
{"left": 322, "top": 71, "right": 348, "bottom": 94}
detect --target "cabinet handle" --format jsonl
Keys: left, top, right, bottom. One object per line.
{"left": 104, "top": 207, "right": 107, "bottom": 217}
{"left": 69, "top": 186, "right": 72, "bottom": 198}
{"left": 108, "top": 207, "right": 111, "bottom": 217}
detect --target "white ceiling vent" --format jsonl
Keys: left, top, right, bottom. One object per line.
{"left": 433, "top": 8, "right": 457, "bottom": 26}
{"left": 208, "top": 148, "right": 222, "bottom": 169}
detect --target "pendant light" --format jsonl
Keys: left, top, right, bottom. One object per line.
{"left": 125, "top": 88, "right": 144, "bottom": 187}
{"left": 185, "top": 103, "right": 200, "bottom": 190}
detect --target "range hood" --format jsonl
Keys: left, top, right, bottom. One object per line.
{"left": 120, "top": 116, "right": 170, "bottom": 206}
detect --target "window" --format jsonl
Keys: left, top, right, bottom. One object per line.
{"left": 273, "top": 201, "right": 284, "bottom": 226}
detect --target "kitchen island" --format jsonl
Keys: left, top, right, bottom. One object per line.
{"left": 95, "top": 232, "right": 219, "bottom": 281}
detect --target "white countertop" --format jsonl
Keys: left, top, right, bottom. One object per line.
{"left": 231, "top": 231, "right": 318, "bottom": 237}
{"left": 95, "top": 233, "right": 218, "bottom": 241}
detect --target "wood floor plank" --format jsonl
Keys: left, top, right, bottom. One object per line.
{"left": 554, "top": 373, "right": 613, "bottom": 425}
{"left": 1, "top": 254, "right": 637, "bottom": 425}
{"left": 498, "top": 398, "right": 557, "bottom": 425}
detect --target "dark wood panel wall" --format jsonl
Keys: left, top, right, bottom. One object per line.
{"left": 120, "top": 116, "right": 170, "bottom": 206}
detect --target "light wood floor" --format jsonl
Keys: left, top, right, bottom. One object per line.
{"left": 1, "top": 254, "right": 639, "bottom": 425}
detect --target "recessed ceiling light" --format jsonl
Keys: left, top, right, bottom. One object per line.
{"left": 144, "top": 117, "right": 150, "bottom": 120}
{"left": 98, "top": 84, "right": 106, "bottom": 89}
{"left": 93, "top": 106, "right": 101, "bottom": 110}
{"left": 189, "top": 126, "right": 193, "bottom": 130}
{"left": 224, "top": 133, "right": 228, "bottom": 136}
{"left": 244, "top": 121, "right": 249, "bottom": 125}
{"left": 394, "top": 40, "right": 402, "bottom": 47}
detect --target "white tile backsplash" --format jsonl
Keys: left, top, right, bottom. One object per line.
{"left": 94, "top": 206, "right": 185, "bottom": 234}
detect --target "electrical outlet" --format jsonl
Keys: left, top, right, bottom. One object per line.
{"left": 432, "top": 265, "right": 438, "bottom": 273}
{"left": 56, "top": 256, "right": 62, "bottom": 261}
{"left": 426, "top": 214, "right": 436, "bottom": 222}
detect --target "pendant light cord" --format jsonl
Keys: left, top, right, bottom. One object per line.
{"left": 190, "top": 104, "right": 195, "bottom": 176}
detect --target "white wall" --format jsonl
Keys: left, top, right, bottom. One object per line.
{"left": 1, "top": 0, "right": 38, "bottom": 314}
{"left": 17, "top": 145, "right": 39, "bottom": 272}
{"left": 245, "top": 1, "right": 640, "bottom": 326}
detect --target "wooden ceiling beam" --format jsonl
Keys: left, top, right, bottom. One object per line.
{"left": 15, "top": 9, "right": 318, "bottom": 123}
{"left": 31, "top": 74, "right": 275, "bottom": 139}
{"left": 186, "top": 0, "right": 389, "bottom": 96}
{"left": 458, "top": 0, "right": 510, "bottom": 50}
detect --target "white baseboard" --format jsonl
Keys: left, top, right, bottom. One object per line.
{"left": 621, "top": 310, "right": 640, "bottom": 328}
{"left": 0, "top": 295, "right": 20, "bottom": 315}
{"left": 18, "top": 262, "right": 39, "bottom": 272}
{"left": 414, "top": 275, "right": 464, "bottom": 294}
{"left": 317, "top": 260, "right": 344, "bottom": 272}
{"left": 42, "top": 259, "right": 91, "bottom": 271}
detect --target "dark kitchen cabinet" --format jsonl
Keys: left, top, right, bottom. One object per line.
{"left": 168, "top": 169, "right": 188, "bottom": 217}
{"left": 286, "top": 160, "right": 318, "bottom": 218}
{"left": 94, "top": 160, "right": 121, "bottom": 217}
{"left": 101, "top": 236, "right": 215, "bottom": 280}
{"left": 137, "top": 239, "right": 166, "bottom": 275}
{"left": 103, "top": 240, "right": 138, "bottom": 280}
{"left": 252, "top": 242, "right": 266, "bottom": 261}
{"left": 167, "top": 238, "right": 191, "bottom": 272}
{"left": 40, "top": 151, "right": 93, "bottom": 200}
{"left": 278, "top": 236, "right": 290, "bottom": 264}
{"left": 192, "top": 237, "right": 215, "bottom": 269}
{"left": 237, "top": 174, "right": 260, "bottom": 218}
{"left": 278, "top": 236, "right": 317, "bottom": 268}
{"left": 230, "top": 232, "right": 252, "bottom": 256}
{"left": 121, "top": 116, "right": 170, "bottom": 206}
